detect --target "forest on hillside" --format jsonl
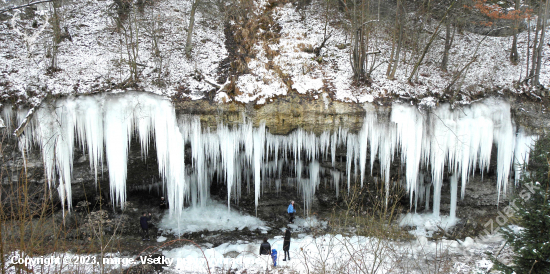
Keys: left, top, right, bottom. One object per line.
{"left": 0, "top": 0, "right": 548, "bottom": 107}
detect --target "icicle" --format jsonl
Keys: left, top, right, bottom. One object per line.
{"left": 152, "top": 95, "right": 186, "bottom": 217}
{"left": 302, "top": 160, "right": 320, "bottom": 215}
{"left": 513, "top": 129, "right": 538, "bottom": 185}
{"left": 77, "top": 97, "right": 104, "bottom": 186}
{"left": 331, "top": 170, "right": 341, "bottom": 198}
{"left": 492, "top": 101, "right": 515, "bottom": 202}
{"left": 450, "top": 174, "right": 458, "bottom": 220}
{"left": 425, "top": 182, "right": 431, "bottom": 210}
{"left": 358, "top": 119, "right": 368, "bottom": 187}
{"left": 218, "top": 124, "right": 237, "bottom": 212}
{"left": 432, "top": 178, "right": 443, "bottom": 218}
{"left": 346, "top": 135, "right": 356, "bottom": 193}
{"left": 392, "top": 104, "right": 423, "bottom": 204}
{"left": 367, "top": 113, "right": 379, "bottom": 176}
{"left": 1, "top": 104, "right": 13, "bottom": 130}
{"left": 104, "top": 97, "right": 133, "bottom": 209}
{"left": 253, "top": 123, "right": 265, "bottom": 214}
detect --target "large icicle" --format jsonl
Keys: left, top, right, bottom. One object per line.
{"left": 75, "top": 97, "right": 104, "bottom": 186}
{"left": 392, "top": 104, "right": 423, "bottom": 206}
{"left": 253, "top": 123, "right": 266, "bottom": 213}
{"left": 450, "top": 174, "right": 458, "bottom": 220}
{"left": 104, "top": 96, "right": 133, "bottom": 210}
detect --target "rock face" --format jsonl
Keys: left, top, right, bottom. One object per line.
{"left": 175, "top": 93, "right": 550, "bottom": 135}
{"left": 175, "top": 92, "right": 370, "bottom": 135}
{"left": 508, "top": 96, "right": 550, "bottom": 134}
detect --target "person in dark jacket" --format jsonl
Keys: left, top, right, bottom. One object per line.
{"left": 259, "top": 238, "right": 271, "bottom": 255}
{"left": 140, "top": 212, "right": 152, "bottom": 240}
{"left": 159, "top": 197, "right": 167, "bottom": 210}
{"left": 287, "top": 201, "right": 296, "bottom": 224}
{"left": 283, "top": 229, "right": 291, "bottom": 261}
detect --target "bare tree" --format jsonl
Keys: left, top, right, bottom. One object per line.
{"left": 440, "top": 17, "right": 455, "bottom": 71}
{"left": 533, "top": 0, "right": 549, "bottom": 86}
{"left": 509, "top": 0, "right": 520, "bottom": 64}
{"left": 185, "top": 0, "right": 200, "bottom": 57}
{"left": 408, "top": 0, "right": 457, "bottom": 83}
{"left": 340, "top": 0, "right": 380, "bottom": 83}
{"left": 116, "top": 3, "right": 141, "bottom": 86}
{"left": 386, "top": 0, "right": 404, "bottom": 79}
{"left": 48, "top": 0, "right": 61, "bottom": 72}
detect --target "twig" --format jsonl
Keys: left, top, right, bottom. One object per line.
{"left": 203, "top": 78, "right": 221, "bottom": 89}
{"left": 359, "top": 19, "right": 379, "bottom": 29}
{"left": 495, "top": 240, "right": 507, "bottom": 258}
{"left": 528, "top": 260, "right": 538, "bottom": 274}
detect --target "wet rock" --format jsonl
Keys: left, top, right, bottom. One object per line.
{"left": 224, "top": 251, "right": 240, "bottom": 258}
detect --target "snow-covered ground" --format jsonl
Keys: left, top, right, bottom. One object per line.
{"left": 4, "top": 209, "right": 508, "bottom": 274}
{"left": 161, "top": 231, "right": 502, "bottom": 274}
{"left": 0, "top": 0, "right": 548, "bottom": 107}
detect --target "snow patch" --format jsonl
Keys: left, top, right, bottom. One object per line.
{"left": 158, "top": 200, "right": 266, "bottom": 234}
{"left": 399, "top": 213, "right": 459, "bottom": 237}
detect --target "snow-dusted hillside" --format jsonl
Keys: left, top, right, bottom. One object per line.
{"left": 0, "top": 0, "right": 548, "bottom": 108}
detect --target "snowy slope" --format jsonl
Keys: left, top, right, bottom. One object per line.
{"left": 0, "top": 0, "right": 548, "bottom": 107}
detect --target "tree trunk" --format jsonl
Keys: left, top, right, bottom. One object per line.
{"left": 386, "top": 0, "right": 399, "bottom": 77}
{"left": 525, "top": 17, "right": 530, "bottom": 78}
{"left": 529, "top": 13, "right": 541, "bottom": 79}
{"left": 509, "top": 0, "right": 520, "bottom": 64}
{"left": 534, "top": 0, "right": 549, "bottom": 86}
{"left": 389, "top": 21, "right": 403, "bottom": 80}
{"left": 389, "top": 3, "right": 404, "bottom": 80}
{"left": 441, "top": 18, "right": 454, "bottom": 71}
{"left": 386, "top": 24, "right": 396, "bottom": 76}
{"left": 50, "top": 1, "right": 61, "bottom": 70}
{"left": 185, "top": 0, "right": 199, "bottom": 57}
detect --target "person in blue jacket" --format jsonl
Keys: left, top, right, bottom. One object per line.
{"left": 287, "top": 201, "right": 296, "bottom": 224}
{"left": 271, "top": 249, "right": 277, "bottom": 266}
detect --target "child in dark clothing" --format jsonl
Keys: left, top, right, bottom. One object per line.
{"left": 140, "top": 212, "right": 152, "bottom": 240}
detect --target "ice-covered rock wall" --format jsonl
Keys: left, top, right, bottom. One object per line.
{"left": 0, "top": 93, "right": 537, "bottom": 219}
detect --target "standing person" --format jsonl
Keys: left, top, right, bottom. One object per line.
{"left": 159, "top": 197, "right": 167, "bottom": 210}
{"left": 283, "top": 228, "right": 291, "bottom": 261}
{"left": 287, "top": 201, "right": 296, "bottom": 224}
{"left": 259, "top": 238, "right": 271, "bottom": 255}
{"left": 140, "top": 212, "right": 152, "bottom": 241}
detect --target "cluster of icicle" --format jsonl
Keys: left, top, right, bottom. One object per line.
{"left": 0, "top": 92, "right": 537, "bottom": 219}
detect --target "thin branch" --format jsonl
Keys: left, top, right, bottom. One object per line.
{"left": 358, "top": 19, "right": 379, "bottom": 29}
{"left": 14, "top": 108, "right": 35, "bottom": 138}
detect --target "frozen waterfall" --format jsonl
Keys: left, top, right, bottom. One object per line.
{"left": 1, "top": 93, "right": 538, "bottom": 219}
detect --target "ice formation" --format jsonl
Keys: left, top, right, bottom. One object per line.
{"left": 0, "top": 93, "right": 538, "bottom": 219}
